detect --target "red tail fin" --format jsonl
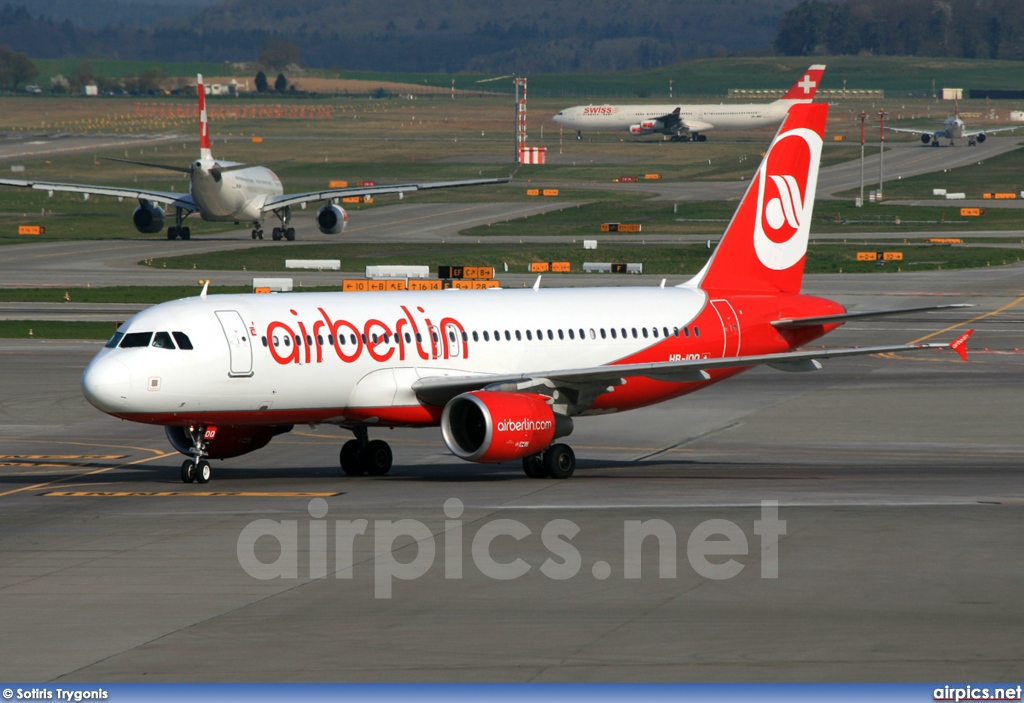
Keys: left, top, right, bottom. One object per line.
{"left": 197, "top": 74, "right": 212, "bottom": 156}
{"left": 781, "top": 64, "right": 826, "bottom": 101}
{"left": 695, "top": 102, "right": 828, "bottom": 294}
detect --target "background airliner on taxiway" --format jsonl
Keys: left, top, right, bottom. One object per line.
{"left": 0, "top": 75, "right": 506, "bottom": 241}
{"left": 552, "top": 64, "right": 825, "bottom": 141}
{"left": 81, "top": 102, "right": 971, "bottom": 485}
{"left": 886, "top": 106, "right": 1019, "bottom": 146}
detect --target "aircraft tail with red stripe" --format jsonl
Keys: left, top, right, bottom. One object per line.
{"left": 197, "top": 74, "right": 213, "bottom": 161}
{"left": 691, "top": 102, "right": 828, "bottom": 295}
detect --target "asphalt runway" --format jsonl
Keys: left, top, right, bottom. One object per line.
{"left": 2, "top": 268, "right": 1023, "bottom": 682}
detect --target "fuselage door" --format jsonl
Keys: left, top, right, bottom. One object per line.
{"left": 710, "top": 299, "right": 741, "bottom": 357}
{"left": 215, "top": 310, "right": 254, "bottom": 377}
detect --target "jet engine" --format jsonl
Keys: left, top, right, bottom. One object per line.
{"left": 317, "top": 204, "right": 348, "bottom": 234}
{"left": 640, "top": 119, "right": 664, "bottom": 132}
{"left": 629, "top": 124, "right": 649, "bottom": 135}
{"left": 165, "top": 424, "right": 293, "bottom": 460}
{"left": 132, "top": 202, "right": 166, "bottom": 234}
{"left": 976, "top": 133, "right": 987, "bottom": 143}
{"left": 441, "top": 391, "right": 573, "bottom": 463}
{"left": 920, "top": 133, "right": 932, "bottom": 145}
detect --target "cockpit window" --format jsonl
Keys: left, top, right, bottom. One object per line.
{"left": 105, "top": 331, "right": 124, "bottom": 349}
{"left": 172, "top": 332, "right": 193, "bottom": 350}
{"left": 119, "top": 332, "right": 153, "bottom": 348}
{"left": 152, "top": 332, "right": 175, "bottom": 349}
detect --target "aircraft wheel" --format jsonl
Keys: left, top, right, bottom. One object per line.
{"left": 251, "top": 230, "right": 258, "bottom": 240}
{"left": 180, "top": 227, "right": 191, "bottom": 240}
{"left": 167, "top": 227, "right": 178, "bottom": 240}
{"left": 361, "top": 440, "right": 393, "bottom": 476}
{"left": 195, "top": 460, "right": 211, "bottom": 484}
{"left": 340, "top": 440, "right": 364, "bottom": 476}
{"left": 272, "top": 228, "right": 282, "bottom": 241}
{"left": 543, "top": 444, "right": 576, "bottom": 480}
{"left": 180, "top": 459, "right": 196, "bottom": 483}
{"left": 257, "top": 229, "right": 264, "bottom": 240}
{"left": 285, "top": 228, "right": 295, "bottom": 241}
{"left": 696, "top": 134, "right": 707, "bottom": 142}
{"left": 522, "top": 454, "right": 548, "bottom": 479}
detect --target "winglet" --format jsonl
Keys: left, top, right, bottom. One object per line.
{"left": 532, "top": 275, "right": 542, "bottom": 291}
{"left": 200, "top": 280, "right": 209, "bottom": 300}
{"left": 949, "top": 328, "right": 974, "bottom": 361}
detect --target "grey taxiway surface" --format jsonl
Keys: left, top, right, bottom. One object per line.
{"left": 2, "top": 134, "right": 1024, "bottom": 682}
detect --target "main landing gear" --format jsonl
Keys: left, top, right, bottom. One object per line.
{"left": 251, "top": 227, "right": 264, "bottom": 240}
{"left": 167, "top": 206, "right": 192, "bottom": 240}
{"left": 339, "top": 427, "right": 394, "bottom": 476}
{"left": 269, "top": 206, "right": 295, "bottom": 242}
{"left": 522, "top": 443, "right": 576, "bottom": 480}
{"left": 179, "top": 425, "right": 212, "bottom": 484}
{"left": 670, "top": 133, "right": 707, "bottom": 142}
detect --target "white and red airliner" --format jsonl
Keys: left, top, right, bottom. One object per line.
{"left": 552, "top": 64, "right": 825, "bottom": 142}
{"left": 81, "top": 103, "right": 972, "bottom": 483}
{"left": 0, "top": 75, "right": 505, "bottom": 241}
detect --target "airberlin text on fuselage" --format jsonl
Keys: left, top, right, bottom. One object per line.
{"left": 265, "top": 305, "right": 468, "bottom": 366}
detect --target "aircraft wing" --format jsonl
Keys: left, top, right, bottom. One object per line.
{"left": 0, "top": 178, "right": 197, "bottom": 211}
{"left": 961, "top": 126, "right": 1020, "bottom": 138}
{"left": 262, "top": 177, "right": 509, "bottom": 213}
{"left": 411, "top": 332, "right": 973, "bottom": 411}
{"left": 885, "top": 126, "right": 942, "bottom": 137}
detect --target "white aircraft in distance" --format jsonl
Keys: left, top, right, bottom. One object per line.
{"left": 82, "top": 103, "right": 973, "bottom": 484}
{"left": 886, "top": 106, "right": 1019, "bottom": 147}
{"left": 0, "top": 75, "right": 506, "bottom": 241}
{"left": 552, "top": 64, "right": 825, "bottom": 142}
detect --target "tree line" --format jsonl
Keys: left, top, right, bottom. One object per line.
{"left": 775, "top": 0, "right": 1024, "bottom": 60}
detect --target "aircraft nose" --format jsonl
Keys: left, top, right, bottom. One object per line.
{"left": 81, "top": 354, "right": 131, "bottom": 412}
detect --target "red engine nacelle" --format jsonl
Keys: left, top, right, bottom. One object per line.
{"left": 165, "top": 424, "right": 293, "bottom": 459}
{"left": 629, "top": 124, "right": 648, "bottom": 135}
{"left": 441, "top": 391, "right": 573, "bottom": 463}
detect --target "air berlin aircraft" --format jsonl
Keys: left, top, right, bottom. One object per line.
{"left": 81, "top": 103, "right": 972, "bottom": 483}
{"left": 0, "top": 75, "right": 505, "bottom": 241}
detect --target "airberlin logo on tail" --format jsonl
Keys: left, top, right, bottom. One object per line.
{"left": 752, "top": 126, "right": 822, "bottom": 271}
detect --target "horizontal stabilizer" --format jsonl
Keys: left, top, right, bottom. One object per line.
{"left": 104, "top": 157, "right": 192, "bottom": 174}
{"left": 771, "top": 303, "right": 973, "bottom": 328}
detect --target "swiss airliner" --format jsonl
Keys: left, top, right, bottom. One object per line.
{"left": 0, "top": 75, "right": 505, "bottom": 241}
{"left": 552, "top": 65, "right": 825, "bottom": 141}
{"left": 81, "top": 103, "right": 972, "bottom": 483}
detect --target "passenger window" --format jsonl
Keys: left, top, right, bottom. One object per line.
{"left": 483, "top": 331, "right": 490, "bottom": 341}
{"left": 371, "top": 334, "right": 378, "bottom": 344}
{"left": 632, "top": 328, "right": 638, "bottom": 339}
{"left": 361, "top": 334, "right": 368, "bottom": 345}
{"left": 547, "top": 330, "right": 554, "bottom": 340}
{"left": 472, "top": 331, "right": 479, "bottom": 342}
{"left": 416, "top": 333, "right": 422, "bottom": 343}
{"left": 317, "top": 335, "right": 324, "bottom": 346}
{"left": 294, "top": 335, "right": 302, "bottom": 347}
{"left": 621, "top": 328, "right": 627, "bottom": 338}
{"left": 105, "top": 331, "right": 124, "bottom": 349}
{"left": 684, "top": 327, "right": 690, "bottom": 338}
{"left": 694, "top": 326, "right": 701, "bottom": 337}
{"left": 119, "top": 332, "right": 152, "bottom": 348}
{"left": 600, "top": 329, "right": 606, "bottom": 339}
{"left": 284, "top": 336, "right": 291, "bottom": 346}
{"left": 261, "top": 336, "right": 268, "bottom": 348}
{"left": 405, "top": 333, "right": 412, "bottom": 343}
{"left": 462, "top": 331, "right": 468, "bottom": 342}
{"left": 642, "top": 328, "right": 648, "bottom": 339}
{"left": 307, "top": 335, "right": 313, "bottom": 346}
{"left": 579, "top": 329, "right": 586, "bottom": 339}
{"left": 328, "top": 335, "right": 335, "bottom": 345}
{"left": 152, "top": 331, "right": 175, "bottom": 349}
{"left": 504, "top": 331, "right": 511, "bottom": 341}
{"left": 652, "top": 328, "right": 659, "bottom": 338}
{"left": 449, "top": 331, "right": 456, "bottom": 343}
{"left": 590, "top": 329, "right": 596, "bottom": 340}
{"left": 515, "top": 330, "right": 522, "bottom": 341}
{"left": 663, "top": 327, "right": 670, "bottom": 338}
{"left": 610, "top": 328, "right": 617, "bottom": 339}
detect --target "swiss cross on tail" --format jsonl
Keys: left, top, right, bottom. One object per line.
{"left": 696, "top": 102, "right": 827, "bottom": 295}
{"left": 782, "top": 65, "right": 826, "bottom": 101}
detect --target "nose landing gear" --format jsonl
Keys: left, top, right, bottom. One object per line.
{"left": 178, "top": 425, "right": 213, "bottom": 484}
